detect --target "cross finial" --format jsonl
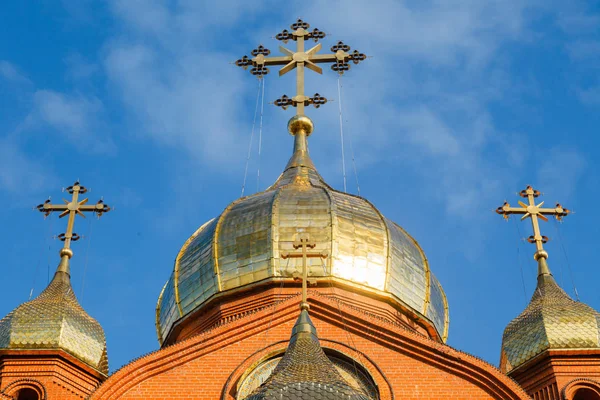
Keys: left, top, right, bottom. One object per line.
{"left": 36, "top": 181, "right": 111, "bottom": 260}
{"left": 281, "top": 233, "right": 328, "bottom": 310}
{"left": 496, "top": 185, "right": 570, "bottom": 261}
{"left": 235, "top": 19, "right": 367, "bottom": 134}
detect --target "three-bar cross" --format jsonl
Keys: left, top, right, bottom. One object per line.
{"left": 496, "top": 185, "right": 570, "bottom": 260}
{"left": 37, "top": 181, "right": 111, "bottom": 259}
{"left": 281, "top": 234, "right": 328, "bottom": 310}
{"left": 236, "top": 19, "right": 366, "bottom": 116}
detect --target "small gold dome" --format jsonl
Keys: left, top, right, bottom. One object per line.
{"left": 500, "top": 258, "right": 600, "bottom": 373}
{"left": 0, "top": 257, "right": 108, "bottom": 375}
{"left": 156, "top": 129, "right": 449, "bottom": 345}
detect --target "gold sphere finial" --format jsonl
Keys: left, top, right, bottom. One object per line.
{"left": 60, "top": 248, "right": 74, "bottom": 259}
{"left": 300, "top": 301, "right": 310, "bottom": 311}
{"left": 288, "top": 115, "right": 314, "bottom": 136}
{"left": 534, "top": 250, "right": 548, "bottom": 261}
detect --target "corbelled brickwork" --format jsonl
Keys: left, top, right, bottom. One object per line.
{"left": 91, "top": 290, "right": 529, "bottom": 400}
{"left": 0, "top": 349, "right": 105, "bottom": 399}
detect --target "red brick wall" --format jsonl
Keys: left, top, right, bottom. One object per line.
{"left": 91, "top": 292, "right": 529, "bottom": 400}
{"left": 0, "top": 350, "right": 105, "bottom": 399}
{"left": 510, "top": 350, "right": 600, "bottom": 400}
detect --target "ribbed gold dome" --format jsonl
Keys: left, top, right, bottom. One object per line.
{"left": 156, "top": 128, "right": 449, "bottom": 345}
{"left": 500, "top": 258, "right": 600, "bottom": 373}
{"left": 0, "top": 257, "right": 108, "bottom": 375}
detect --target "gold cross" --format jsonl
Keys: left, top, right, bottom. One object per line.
{"left": 281, "top": 234, "right": 328, "bottom": 310}
{"left": 496, "top": 185, "right": 570, "bottom": 260}
{"left": 235, "top": 19, "right": 367, "bottom": 116}
{"left": 36, "top": 181, "right": 110, "bottom": 259}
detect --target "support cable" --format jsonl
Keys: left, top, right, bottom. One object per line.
{"left": 337, "top": 76, "right": 347, "bottom": 193}
{"left": 347, "top": 123, "right": 361, "bottom": 196}
{"left": 241, "top": 79, "right": 263, "bottom": 197}
{"left": 511, "top": 217, "right": 528, "bottom": 305}
{"left": 30, "top": 215, "right": 53, "bottom": 300}
{"left": 553, "top": 219, "right": 580, "bottom": 301}
{"left": 256, "top": 78, "right": 266, "bottom": 193}
{"left": 80, "top": 216, "right": 94, "bottom": 302}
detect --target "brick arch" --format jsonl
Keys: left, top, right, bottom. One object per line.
{"left": 563, "top": 379, "right": 600, "bottom": 400}
{"left": 221, "top": 339, "right": 393, "bottom": 400}
{"left": 0, "top": 379, "right": 47, "bottom": 400}
{"left": 89, "top": 296, "right": 530, "bottom": 400}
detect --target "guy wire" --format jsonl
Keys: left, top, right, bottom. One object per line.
{"left": 512, "top": 217, "right": 528, "bottom": 304}
{"left": 553, "top": 218, "right": 580, "bottom": 301}
{"left": 80, "top": 215, "right": 94, "bottom": 302}
{"left": 256, "top": 78, "right": 266, "bottom": 193}
{"left": 30, "top": 214, "right": 52, "bottom": 300}
{"left": 241, "top": 79, "right": 262, "bottom": 197}
{"left": 337, "top": 76, "right": 347, "bottom": 193}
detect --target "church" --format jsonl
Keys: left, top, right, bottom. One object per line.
{"left": 1, "top": 19, "right": 600, "bottom": 400}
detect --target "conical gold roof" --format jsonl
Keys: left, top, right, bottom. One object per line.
{"left": 0, "top": 256, "right": 108, "bottom": 375}
{"left": 244, "top": 309, "right": 369, "bottom": 400}
{"left": 157, "top": 126, "right": 449, "bottom": 345}
{"left": 500, "top": 258, "right": 600, "bottom": 373}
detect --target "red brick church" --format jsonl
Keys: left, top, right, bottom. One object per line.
{"left": 1, "top": 20, "right": 600, "bottom": 400}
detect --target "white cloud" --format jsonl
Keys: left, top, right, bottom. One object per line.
{"left": 30, "top": 90, "right": 115, "bottom": 153}
{"left": 0, "top": 139, "right": 53, "bottom": 194}
{"left": 0, "top": 61, "right": 31, "bottom": 85}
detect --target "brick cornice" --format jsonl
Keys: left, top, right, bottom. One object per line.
{"left": 90, "top": 293, "right": 529, "bottom": 399}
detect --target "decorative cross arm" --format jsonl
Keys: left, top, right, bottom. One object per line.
{"left": 495, "top": 185, "right": 569, "bottom": 259}
{"left": 234, "top": 19, "right": 367, "bottom": 116}
{"left": 36, "top": 181, "right": 111, "bottom": 254}
{"left": 274, "top": 93, "right": 328, "bottom": 110}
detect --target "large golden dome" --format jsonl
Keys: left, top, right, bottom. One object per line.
{"left": 156, "top": 128, "right": 449, "bottom": 345}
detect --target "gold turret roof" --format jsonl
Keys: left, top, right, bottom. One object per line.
{"left": 500, "top": 257, "right": 600, "bottom": 373}
{"left": 0, "top": 256, "right": 109, "bottom": 375}
{"left": 244, "top": 309, "right": 369, "bottom": 400}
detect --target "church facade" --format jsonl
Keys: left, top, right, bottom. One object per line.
{"left": 1, "top": 20, "right": 600, "bottom": 400}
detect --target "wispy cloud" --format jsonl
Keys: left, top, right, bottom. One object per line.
{"left": 29, "top": 90, "right": 115, "bottom": 153}
{"left": 0, "top": 138, "right": 54, "bottom": 194}
{"left": 0, "top": 60, "right": 32, "bottom": 85}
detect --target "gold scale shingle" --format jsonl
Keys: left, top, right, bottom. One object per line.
{"left": 500, "top": 257, "right": 600, "bottom": 373}
{"left": 0, "top": 257, "right": 108, "bottom": 375}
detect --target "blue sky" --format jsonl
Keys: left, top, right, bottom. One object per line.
{"left": 1, "top": 0, "right": 599, "bottom": 372}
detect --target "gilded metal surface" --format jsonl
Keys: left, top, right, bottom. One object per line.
{"left": 235, "top": 19, "right": 366, "bottom": 117}
{"left": 243, "top": 310, "right": 370, "bottom": 400}
{"left": 500, "top": 258, "right": 600, "bottom": 373}
{"left": 0, "top": 181, "right": 111, "bottom": 374}
{"left": 156, "top": 133, "right": 449, "bottom": 344}
{"left": 496, "top": 186, "right": 594, "bottom": 373}
{"left": 0, "top": 258, "right": 108, "bottom": 375}
{"left": 496, "top": 185, "right": 570, "bottom": 260}
{"left": 36, "top": 181, "right": 111, "bottom": 255}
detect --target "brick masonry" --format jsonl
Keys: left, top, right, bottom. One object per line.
{"left": 88, "top": 286, "right": 530, "bottom": 400}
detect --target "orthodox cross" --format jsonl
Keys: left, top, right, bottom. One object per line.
{"left": 281, "top": 234, "right": 328, "bottom": 310}
{"left": 496, "top": 185, "right": 570, "bottom": 260}
{"left": 235, "top": 19, "right": 367, "bottom": 116}
{"left": 37, "top": 181, "right": 111, "bottom": 259}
